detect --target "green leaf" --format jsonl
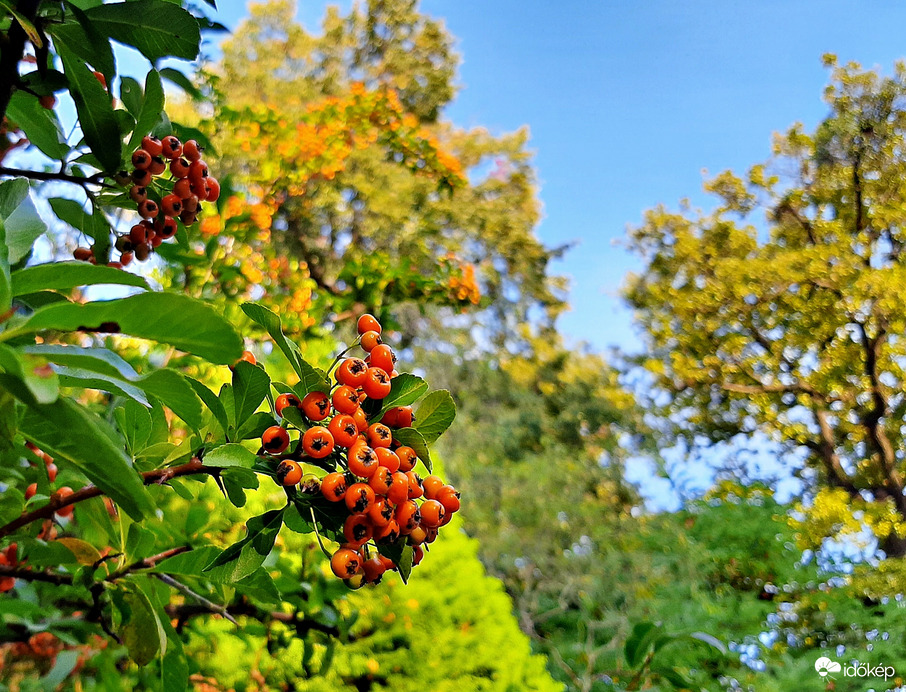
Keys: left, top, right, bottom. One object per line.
{"left": 1, "top": 181, "right": 47, "bottom": 264}
{"left": 221, "top": 467, "right": 258, "bottom": 507}
{"left": 39, "top": 650, "right": 79, "bottom": 692}
{"left": 203, "top": 507, "right": 285, "bottom": 582}
{"left": 11, "top": 261, "right": 148, "bottom": 296}
{"left": 160, "top": 67, "right": 204, "bottom": 101}
{"left": 624, "top": 621, "right": 660, "bottom": 669}
{"left": 48, "top": 197, "right": 111, "bottom": 262}
{"left": 58, "top": 43, "right": 121, "bottom": 173}
{"left": 371, "top": 373, "right": 428, "bottom": 421}
{"left": 397, "top": 544, "right": 414, "bottom": 584}
{"left": 391, "top": 427, "right": 432, "bottom": 473}
{"left": 85, "top": 1, "right": 201, "bottom": 62}
{"left": 19, "top": 398, "right": 153, "bottom": 520}
{"left": 0, "top": 346, "right": 58, "bottom": 405}
{"left": 140, "top": 369, "right": 202, "bottom": 429}
{"left": 234, "top": 411, "right": 275, "bottom": 441}
{"left": 153, "top": 546, "right": 279, "bottom": 602}
{"left": 23, "top": 344, "right": 139, "bottom": 380}
{"left": 121, "top": 582, "right": 166, "bottom": 666}
{"left": 114, "top": 400, "right": 152, "bottom": 456}
{"left": 413, "top": 390, "right": 456, "bottom": 443}
{"left": 185, "top": 376, "right": 228, "bottom": 435}
{"left": 240, "top": 303, "right": 329, "bottom": 393}
{"left": 230, "top": 360, "right": 270, "bottom": 430}
{"left": 119, "top": 76, "right": 143, "bottom": 118}
{"left": 50, "top": 4, "right": 116, "bottom": 83}
{"left": 127, "top": 69, "right": 164, "bottom": 152}
{"left": 15, "top": 293, "right": 242, "bottom": 364}
{"left": 5, "top": 91, "right": 69, "bottom": 160}
{"left": 650, "top": 665, "right": 694, "bottom": 689}
{"left": 203, "top": 443, "right": 257, "bottom": 469}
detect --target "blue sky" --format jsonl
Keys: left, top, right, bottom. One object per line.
{"left": 203, "top": 0, "right": 906, "bottom": 355}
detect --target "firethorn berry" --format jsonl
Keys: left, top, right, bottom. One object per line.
{"left": 422, "top": 475, "right": 445, "bottom": 500}
{"left": 387, "top": 472, "right": 409, "bottom": 505}
{"left": 397, "top": 446, "right": 418, "bottom": 473}
{"left": 38, "top": 94, "right": 56, "bottom": 109}
{"left": 395, "top": 500, "right": 421, "bottom": 534}
{"left": 275, "top": 393, "right": 301, "bottom": 417}
{"left": 321, "top": 472, "right": 347, "bottom": 502}
{"left": 353, "top": 407, "right": 369, "bottom": 433}
{"left": 46, "top": 464, "right": 57, "bottom": 483}
{"left": 173, "top": 177, "right": 192, "bottom": 198}
{"left": 188, "top": 159, "right": 209, "bottom": 183}
{"left": 406, "top": 471, "right": 424, "bottom": 499}
{"left": 131, "top": 149, "right": 151, "bottom": 169}
{"left": 374, "top": 520, "right": 400, "bottom": 544}
{"left": 369, "top": 466, "right": 393, "bottom": 495}
{"left": 183, "top": 194, "right": 199, "bottom": 213}
{"left": 368, "top": 497, "right": 394, "bottom": 527}
{"left": 275, "top": 459, "right": 303, "bottom": 486}
{"left": 336, "top": 358, "right": 368, "bottom": 387}
{"left": 183, "top": 139, "right": 203, "bottom": 161}
{"left": 362, "top": 556, "right": 387, "bottom": 584}
{"left": 345, "top": 483, "right": 375, "bottom": 513}
{"left": 169, "top": 157, "right": 190, "bottom": 178}
{"left": 374, "top": 447, "right": 400, "bottom": 473}
{"left": 261, "top": 426, "right": 290, "bottom": 454}
{"left": 332, "top": 385, "right": 360, "bottom": 415}
{"left": 357, "top": 314, "right": 382, "bottom": 335}
{"left": 93, "top": 71, "right": 107, "bottom": 89}
{"left": 129, "top": 185, "right": 148, "bottom": 203}
{"left": 367, "top": 423, "right": 393, "bottom": 449}
{"left": 301, "top": 391, "right": 331, "bottom": 421}
{"left": 370, "top": 344, "right": 396, "bottom": 373}
{"left": 190, "top": 176, "right": 207, "bottom": 199}
{"left": 205, "top": 177, "right": 221, "bottom": 202}
{"left": 302, "top": 426, "right": 335, "bottom": 459}
{"left": 160, "top": 135, "right": 182, "bottom": 159}
{"left": 73, "top": 247, "right": 93, "bottom": 262}
{"left": 137, "top": 199, "right": 159, "bottom": 219}
{"left": 160, "top": 194, "right": 182, "bottom": 216}
{"left": 134, "top": 243, "right": 151, "bottom": 262}
{"left": 413, "top": 545, "right": 425, "bottom": 566}
{"left": 157, "top": 216, "right": 177, "bottom": 239}
{"left": 328, "top": 414, "right": 359, "bottom": 448}
{"left": 141, "top": 135, "right": 163, "bottom": 156}
{"left": 148, "top": 156, "right": 166, "bottom": 175}
{"left": 343, "top": 513, "right": 373, "bottom": 546}
{"left": 408, "top": 526, "right": 428, "bottom": 546}
{"left": 24, "top": 483, "right": 37, "bottom": 500}
{"left": 233, "top": 350, "right": 256, "bottom": 368}
{"left": 180, "top": 210, "right": 198, "bottom": 226}
{"left": 120, "top": 252, "right": 134, "bottom": 266}
{"left": 132, "top": 168, "right": 152, "bottom": 186}
{"left": 348, "top": 444, "right": 379, "bottom": 478}
{"left": 362, "top": 367, "right": 392, "bottom": 399}
{"left": 437, "top": 485, "right": 461, "bottom": 513}
{"left": 419, "top": 499, "right": 446, "bottom": 528}
{"left": 129, "top": 223, "right": 148, "bottom": 244}
{"left": 54, "top": 487, "right": 74, "bottom": 518}
{"left": 360, "top": 330, "right": 382, "bottom": 351}
{"left": 330, "top": 548, "right": 362, "bottom": 579}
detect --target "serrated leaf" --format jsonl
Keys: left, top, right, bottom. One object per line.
{"left": 231, "top": 360, "right": 269, "bottom": 429}
{"left": 391, "top": 427, "right": 432, "bottom": 473}
{"left": 371, "top": 373, "right": 428, "bottom": 421}
{"left": 11, "top": 261, "right": 148, "bottom": 296}
{"left": 240, "top": 303, "right": 329, "bottom": 393}
{"left": 203, "top": 443, "right": 257, "bottom": 469}
{"left": 85, "top": 1, "right": 201, "bottom": 62}
{"left": 20, "top": 398, "right": 153, "bottom": 520}
{"left": 5, "top": 91, "right": 69, "bottom": 160}
{"left": 413, "top": 390, "right": 456, "bottom": 443}
{"left": 15, "top": 292, "right": 242, "bottom": 364}
{"left": 203, "top": 507, "right": 285, "bottom": 582}
{"left": 127, "top": 69, "right": 164, "bottom": 152}
{"left": 114, "top": 399, "right": 152, "bottom": 456}
{"left": 58, "top": 43, "right": 121, "bottom": 173}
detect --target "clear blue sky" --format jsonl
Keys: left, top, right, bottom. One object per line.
{"left": 202, "top": 0, "right": 906, "bottom": 355}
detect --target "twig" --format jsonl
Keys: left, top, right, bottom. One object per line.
{"left": 106, "top": 545, "right": 191, "bottom": 580}
{"left": 154, "top": 573, "right": 238, "bottom": 625}
{"left": 0, "top": 166, "right": 114, "bottom": 189}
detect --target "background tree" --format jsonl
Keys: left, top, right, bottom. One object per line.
{"left": 625, "top": 56, "right": 906, "bottom": 557}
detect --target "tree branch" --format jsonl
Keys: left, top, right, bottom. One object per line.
{"left": 0, "top": 166, "right": 114, "bottom": 188}
{"left": 0, "top": 458, "right": 220, "bottom": 539}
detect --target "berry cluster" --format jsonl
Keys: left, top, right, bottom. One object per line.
{"left": 22, "top": 442, "right": 72, "bottom": 542}
{"left": 73, "top": 134, "right": 220, "bottom": 267}
{"left": 0, "top": 544, "right": 18, "bottom": 593}
{"left": 259, "top": 314, "right": 461, "bottom": 586}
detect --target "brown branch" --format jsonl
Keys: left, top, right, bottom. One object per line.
{"left": 720, "top": 380, "right": 825, "bottom": 400}
{"left": 106, "top": 546, "right": 191, "bottom": 581}
{"left": 165, "top": 600, "right": 341, "bottom": 637}
{"left": 0, "top": 166, "right": 113, "bottom": 188}
{"left": 0, "top": 565, "right": 73, "bottom": 585}
{"left": 0, "top": 458, "right": 220, "bottom": 539}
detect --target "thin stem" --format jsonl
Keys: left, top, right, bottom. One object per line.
{"left": 154, "top": 573, "right": 238, "bottom": 625}
{"left": 0, "top": 166, "right": 114, "bottom": 188}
